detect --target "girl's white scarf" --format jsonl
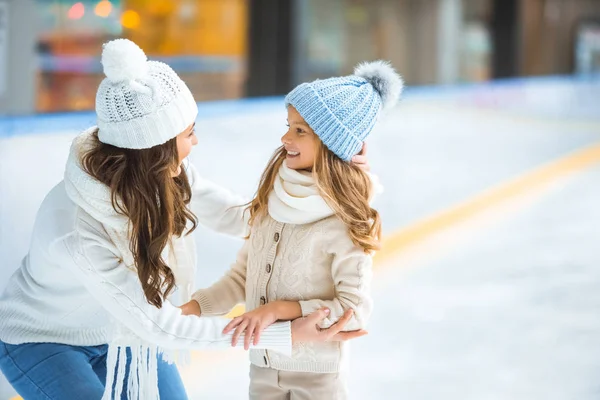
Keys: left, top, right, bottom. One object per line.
{"left": 267, "top": 161, "right": 334, "bottom": 224}
{"left": 64, "top": 127, "right": 193, "bottom": 399}
{"left": 267, "top": 161, "right": 383, "bottom": 225}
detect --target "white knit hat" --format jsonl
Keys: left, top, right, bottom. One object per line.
{"left": 95, "top": 39, "right": 198, "bottom": 149}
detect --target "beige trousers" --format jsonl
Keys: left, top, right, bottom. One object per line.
{"left": 249, "top": 364, "right": 348, "bottom": 400}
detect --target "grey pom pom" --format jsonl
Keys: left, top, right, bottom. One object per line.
{"left": 354, "top": 60, "right": 403, "bottom": 111}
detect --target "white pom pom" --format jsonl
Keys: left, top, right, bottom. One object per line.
{"left": 354, "top": 60, "right": 404, "bottom": 111}
{"left": 101, "top": 39, "right": 148, "bottom": 83}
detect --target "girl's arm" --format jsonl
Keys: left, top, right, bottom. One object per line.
{"left": 271, "top": 301, "right": 303, "bottom": 320}
{"left": 190, "top": 239, "right": 249, "bottom": 316}
{"left": 298, "top": 232, "right": 374, "bottom": 332}
{"left": 227, "top": 300, "right": 302, "bottom": 323}
{"left": 222, "top": 230, "right": 373, "bottom": 348}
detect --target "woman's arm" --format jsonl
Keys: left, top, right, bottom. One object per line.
{"left": 51, "top": 215, "right": 290, "bottom": 354}
{"left": 53, "top": 213, "right": 362, "bottom": 355}
{"left": 186, "top": 162, "right": 249, "bottom": 237}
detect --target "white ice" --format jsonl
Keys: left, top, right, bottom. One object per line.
{"left": 1, "top": 78, "right": 599, "bottom": 399}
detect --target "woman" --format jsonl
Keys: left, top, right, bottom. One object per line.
{"left": 0, "top": 39, "right": 367, "bottom": 400}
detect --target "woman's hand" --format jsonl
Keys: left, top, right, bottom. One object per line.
{"left": 178, "top": 300, "right": 201, "bottom": 316}
{"left": 351, "top": 142, "right": 370, "bottom": 172}
{"left": 291, "top": 308, "right": 368, "bottom": 344}
{"left": 223, "top": 306, "right": 368, "bottom": 349}
{"left": 223, "top": 303, "right": 280, "bottom": 350}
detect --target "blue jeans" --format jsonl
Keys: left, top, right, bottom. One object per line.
{"left": 0, "top": 341, "right": 188, "bottom": 399}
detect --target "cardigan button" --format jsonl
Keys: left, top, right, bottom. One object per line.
{"left": 274, "top": 232, "right": 280, "bottom": 242}
{"left": 266, "top": 264, "right": 272, "bottom": 273}
{"left": 260, "top": 296, "right": 266, "bottom": 305}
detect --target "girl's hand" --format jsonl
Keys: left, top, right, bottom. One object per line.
{"left": 291, "top": 308, "right": 368, "bottom": 344}
{"left": 223, "top": 304, "right": 279, "bottom": 350}
{"left": 351, "top": 142, "right": 370, "bottom": 172}
{"left": 178, "top": 300, "right": 201, "bottom": 316}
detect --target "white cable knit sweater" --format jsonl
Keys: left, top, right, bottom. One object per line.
{"left": 0, "top": 128, "right": 291, "bottom": 398}
{"left": 192, "top": 162, "right": 374, "bottom": 373}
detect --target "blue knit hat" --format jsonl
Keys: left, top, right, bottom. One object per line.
{"left": 285, "top": 61, "right": 403, "bottom": 161}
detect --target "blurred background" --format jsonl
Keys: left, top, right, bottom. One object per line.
{"left": 0, "top": 0, "right": 599, "bottom": 114}
{"left": 1, "top": 0, "right": 600, "bottom": 399}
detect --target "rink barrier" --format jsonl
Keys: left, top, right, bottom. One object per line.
{"left": 1, "top": 74, "right": 599, "bottom": 139}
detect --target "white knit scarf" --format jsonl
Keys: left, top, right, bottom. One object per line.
{"left": 267, "top": 160, "right": 384, "bottom": 225}
{"left": 64, "top": 127, "right": 194, "bottom": 399}
{"left": 267, "top": 161, "right": 334, "bottom": 224}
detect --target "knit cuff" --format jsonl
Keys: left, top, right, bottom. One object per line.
{"left": 239, "top": 321, "right": 292, "bottom": 357}
{"left": 191, "top": 289, "right": 223, "bottom": 316}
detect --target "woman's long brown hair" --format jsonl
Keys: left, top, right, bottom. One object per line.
{"left": 81, "top": 129, "right": 197, "bottom": 308}
{"left": 246, "top": 141, "right": 381, "bottom": 253}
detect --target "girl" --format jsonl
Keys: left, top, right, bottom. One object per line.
{"left": 190, "top": 61, "right": 403, "bottom": 399}
{"left": 0, "top": 39, "right": 365, "bottom": 400}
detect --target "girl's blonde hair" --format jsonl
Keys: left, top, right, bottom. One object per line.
{"left": 246, "top": 140, "right": 381, "bottom": 253}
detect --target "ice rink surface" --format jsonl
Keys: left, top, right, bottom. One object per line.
{"left": 1, "top": 77, "right": 599, "bottom": 399}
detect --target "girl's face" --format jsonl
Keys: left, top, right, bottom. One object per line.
{"left": 175, "top": 122, "right": 198, "bottom": 176}
{"left": 282, "top": 106, "right": 318, "bottom": 171}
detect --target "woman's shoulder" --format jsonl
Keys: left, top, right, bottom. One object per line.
{"left": 36, "top": 182, "right": 111, "bottom": 250}
{"left": 31, "top": 182, "right": 82, "bottom": 260}
{"left": 35, "top": 181, "right": 78, "bottom": 237}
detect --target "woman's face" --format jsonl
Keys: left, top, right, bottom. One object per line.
{"left": 175, "top": 123, "right": 198, "bottom": 176}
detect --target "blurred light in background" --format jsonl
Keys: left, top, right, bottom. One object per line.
{"left": 0, "top": 0, "right": 599, "bottom": 116}
{"left": 94, "top": 0, "right": 113, "bottom": 18}
{"left": 120, "top": 9, "right": 139, "bottom": 29}
{"left": 67, "top": 2, "right": 85, "bottom": 20}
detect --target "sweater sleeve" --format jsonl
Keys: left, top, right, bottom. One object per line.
{"left": 298, "top": 230, "right": 374, "bottom": 332}
{"left": 186, "top": 162, "right": 250, "bottom": 238}
{"left": 191, "top": 239, "right": 249, "bottom": 316}
{"left": 52, "top": 221, "right": 290, "bottom": 355}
